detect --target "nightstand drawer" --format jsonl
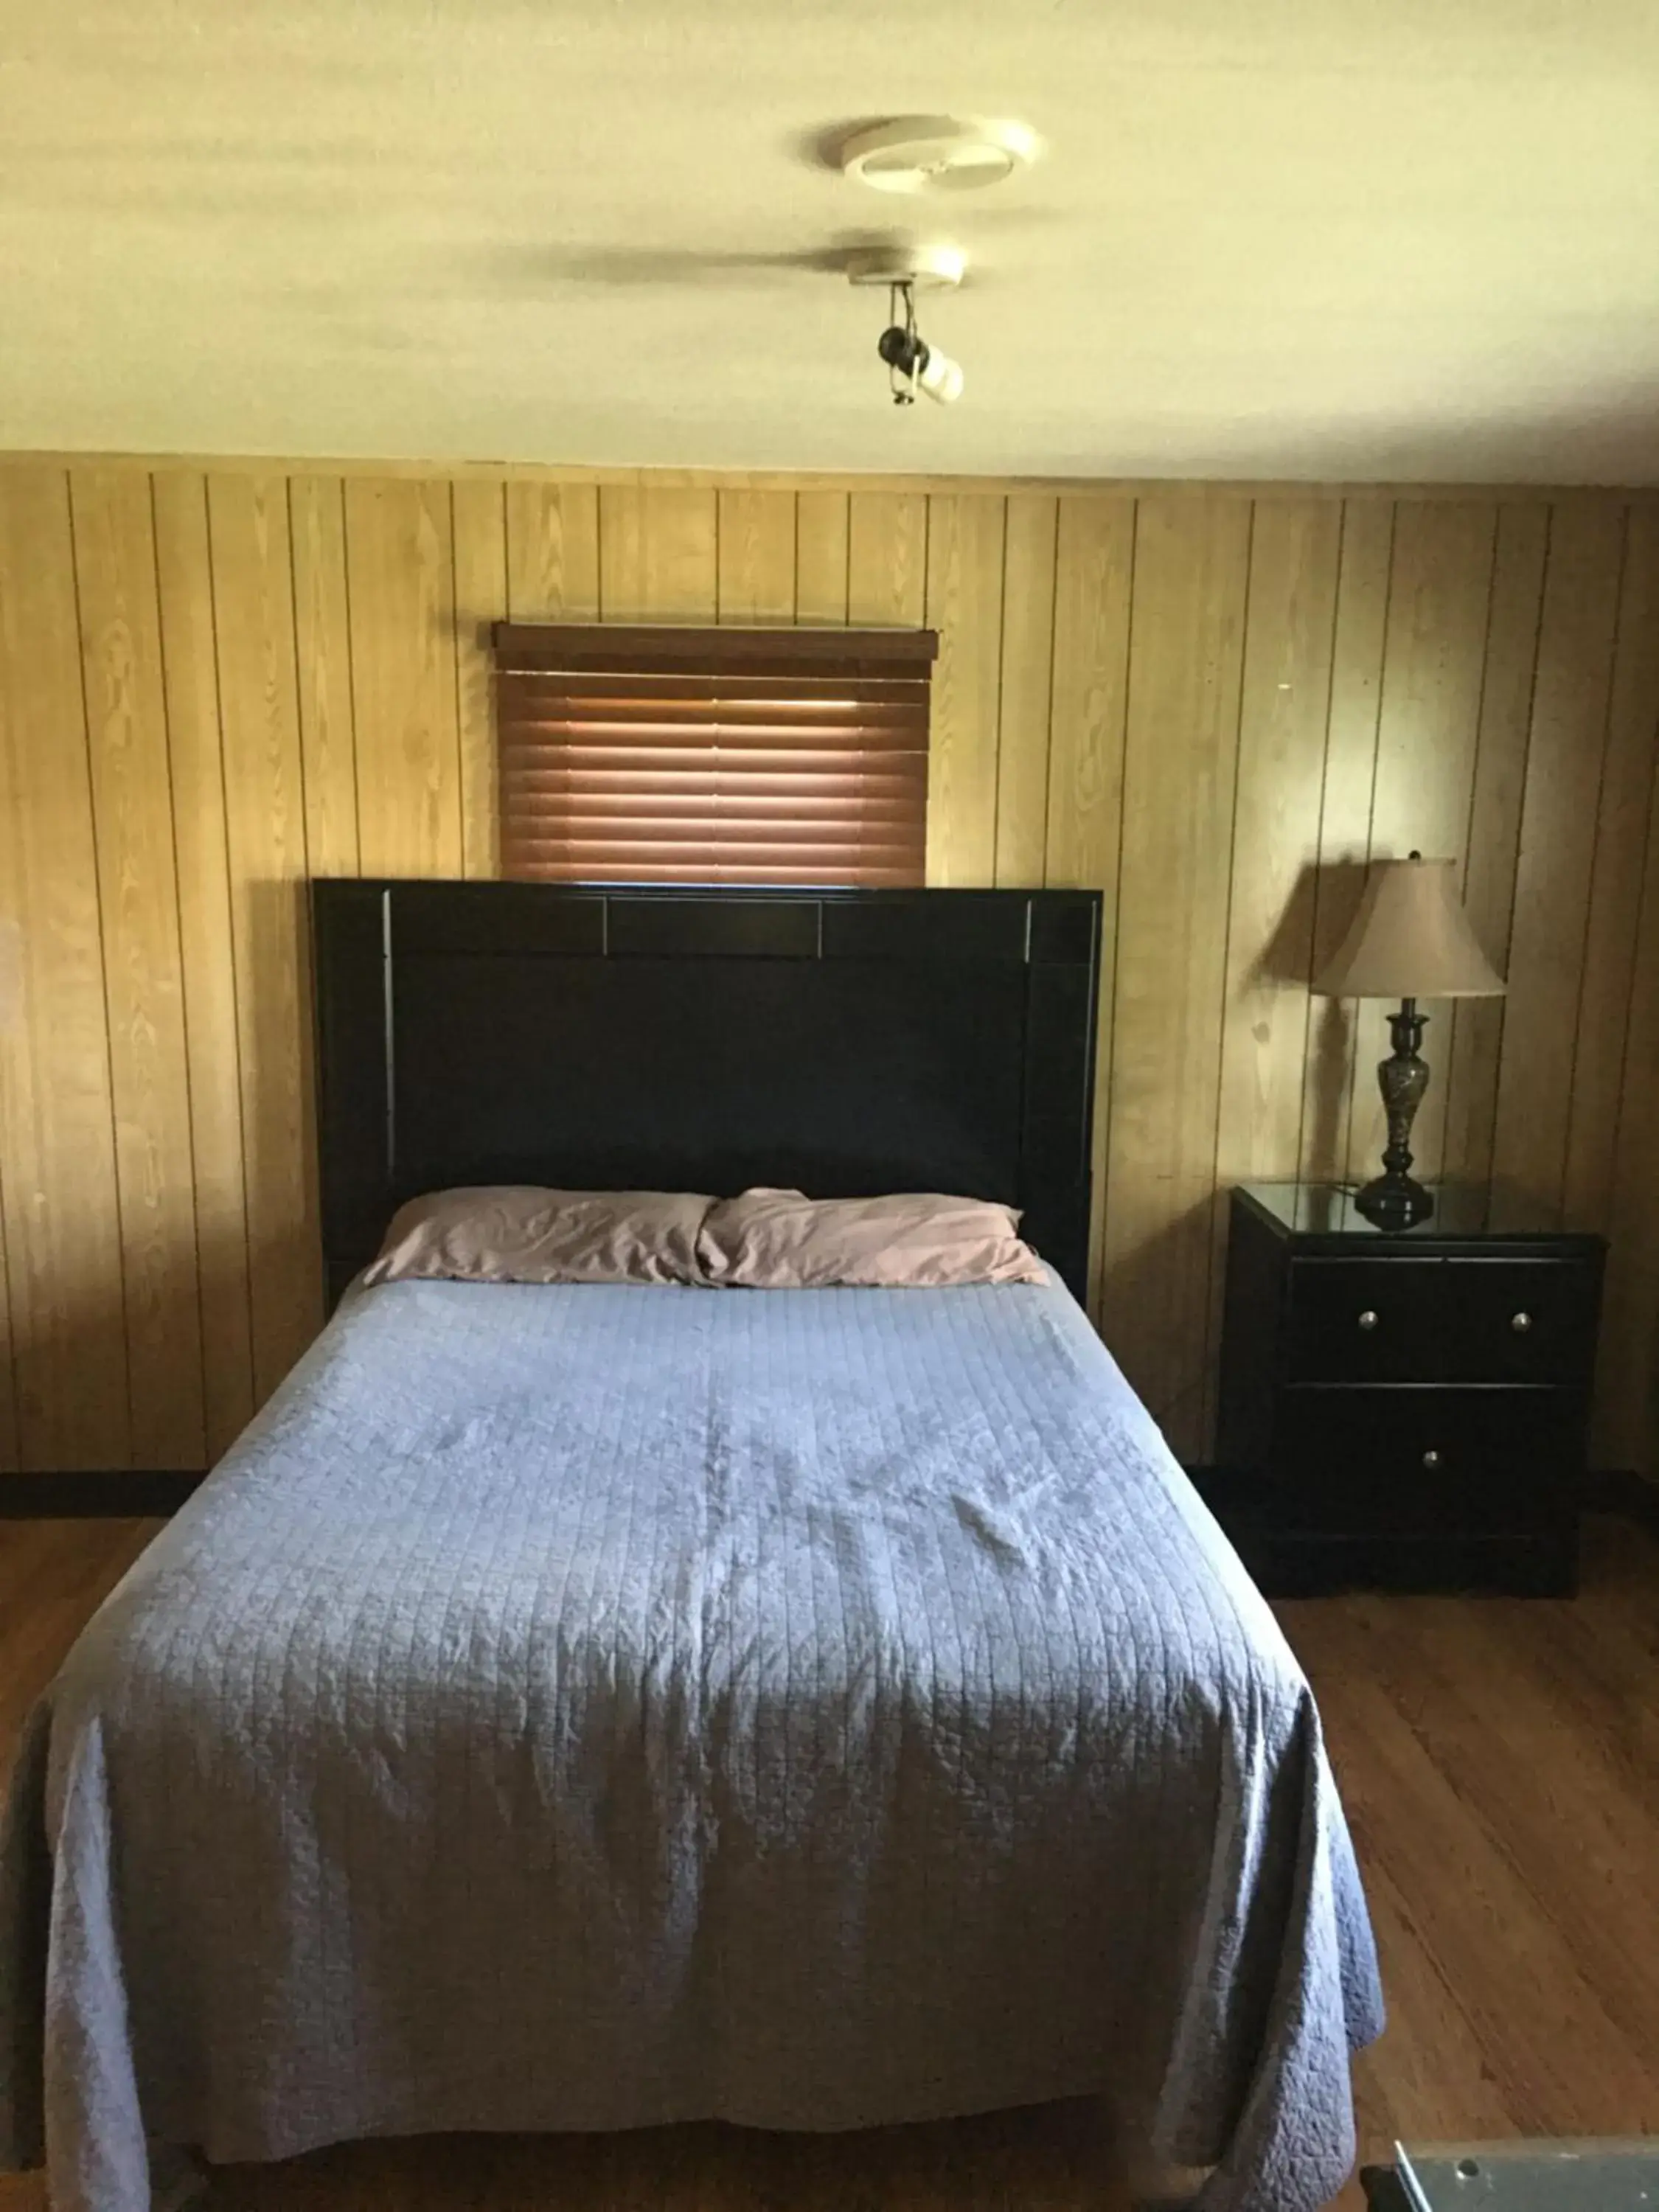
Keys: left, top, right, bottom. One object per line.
{"left": 1284, "top": 1254, "right": 1600, "bottom": 1384}
{"left": 1284, "top": 1258, "right": 1444, "bottom": 1382}
{"left": 1439, "top": 1258, "right": 1599, "bottom": 1382}
{"left": 1274, "top": 1388, "right": 1581, "bottom": 1537}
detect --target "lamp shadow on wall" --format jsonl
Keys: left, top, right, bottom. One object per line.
{"left": 1093, "top": 858, "right": 1377, "bottom": 1460}
{"left": 1248, "top": 856, "right": 1372, "bottom": 1183}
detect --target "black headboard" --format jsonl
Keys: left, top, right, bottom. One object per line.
{"left": 312, "top": 882, "right": 1102, "bottom": 1306}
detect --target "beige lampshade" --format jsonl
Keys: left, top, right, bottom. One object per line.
{"left": 1314, "top": 855, "right": 1506, "bottom": 999}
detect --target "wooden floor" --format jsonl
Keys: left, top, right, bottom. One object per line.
{"left": 2, "top": 1512, "right": 1656, "bottom": 2209}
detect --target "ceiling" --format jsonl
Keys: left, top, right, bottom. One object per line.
{"left": 4, "top": 0, "right": 1658, "bottom": 483}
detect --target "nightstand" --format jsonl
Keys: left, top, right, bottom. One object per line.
{"left": 1214, "top": 1180, "right": 1605, "bottom": 1596}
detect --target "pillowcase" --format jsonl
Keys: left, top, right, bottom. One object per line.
{"left": 362, "top": 1186, "right": 711, "bottom": 1289}
{"left": 697, "top": 1188, "right": 1046, "bottom": 1289}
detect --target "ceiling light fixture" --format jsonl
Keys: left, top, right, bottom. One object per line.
{"left": 838, "top": 116, "right": 1040, "bottom": 195}
{"left": 846, "top": 246, "right": 966, "bottom": 408}
{"left": 876, "top": 286, "right": 964, "bottom": 406}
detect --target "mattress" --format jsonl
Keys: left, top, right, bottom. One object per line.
{"left": 0, "top": 1275, "right": 1382, "bottom": 2212}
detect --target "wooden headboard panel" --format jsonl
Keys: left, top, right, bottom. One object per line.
{"left": 312, "top": 881, "right": 1102, "bottom": 1306}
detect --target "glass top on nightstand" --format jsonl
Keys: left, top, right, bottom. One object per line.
{"left": 1396, "top": 2138, "right": 1659, "bottom": 2212}
{"left": 1240, "top": 1180, "right": 1575, "bottom": 1241}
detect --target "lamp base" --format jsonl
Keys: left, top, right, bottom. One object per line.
{"left": 1358, "top": 997, "right": 1435, "bottom": 1233}
{"left": 1354, "top": 1170, "right": 1433, "bottom": 1230}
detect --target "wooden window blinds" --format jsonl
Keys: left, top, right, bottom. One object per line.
{"left": 493, "top": 624, "right": 938, "bottom": 886}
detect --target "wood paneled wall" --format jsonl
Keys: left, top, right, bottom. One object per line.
{"left": 2, "top": 463, "right": 1657, "bottom": 1477}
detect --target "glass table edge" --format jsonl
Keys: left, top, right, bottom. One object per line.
{"left": 1395, "top": 2138, "right": 1659, "bottom": 2212}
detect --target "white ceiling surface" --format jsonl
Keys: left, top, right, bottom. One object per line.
{"left": 4, "top": 1, "right": 1659, "bottom": 483}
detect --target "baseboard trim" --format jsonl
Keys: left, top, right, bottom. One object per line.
{"left": 0, "top": 1470, "right": 205, "bottom": 1517}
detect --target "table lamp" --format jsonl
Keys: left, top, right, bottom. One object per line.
{"left": 1313, "top": 852, "right": 1506, "bottom": 1229}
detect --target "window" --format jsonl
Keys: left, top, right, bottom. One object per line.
{"left": 493, "top": 624, "right": 937, "bottom": 887}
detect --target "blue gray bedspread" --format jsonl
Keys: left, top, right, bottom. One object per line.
{"left": 1, "top": 1278, "right": 1382, "bottom": 2212}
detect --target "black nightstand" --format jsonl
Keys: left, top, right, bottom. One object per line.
{"left": 1214, "top": 1181, "right": 1605, "bottom": 1596}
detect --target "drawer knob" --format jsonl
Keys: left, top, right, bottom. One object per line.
{"left": 1422, "top": 1448, "right": 1442, "bottom": 1470}
{"left": 1511, "top": 1311, "right": 1533, "bottom": 1334}
{"left": 1357, "top": 1310, "right": 1380, "bottom": 1332}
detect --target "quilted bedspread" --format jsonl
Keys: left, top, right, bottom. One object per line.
{"left": 0, "top": 1276, "right": 1382, "bottom": 2212}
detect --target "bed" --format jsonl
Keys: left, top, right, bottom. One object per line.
{"left": 0, "top": 883, "right": 1382, "bottom": 2212}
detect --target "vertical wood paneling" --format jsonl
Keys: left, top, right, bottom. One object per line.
{"left": 452, "top": 479, "right": 508, "bottom": 880}
{"left": 70, "top": 468, "right": 206, "bottom": 1467}
{"left": 1043, "top": 501, "right": 1138, "bottom": 894}
{"left": 289, "top": 476, "right": 360, "bottom": 877}
{"left": 717, "top": 490, "right": 796, "bottom": 622}
{"left": 793, "top": 491, "right": 849, "bottom": 624}
{"left": 1439, "top": 504, "right": 1549, "bottom": 1184}
{"left": 1360, "top": 500, "right": 1498, "bottom": 1180}
{"left": 1217, "top": 501, "right": 1342, "bottom": 1176}
{"left": 924, "top": 495, "right": 1006, "bottom": 886}
{"left": 0, "top": 986, "right": 15, "bottom": 1464}
{"left": 0, "top": 467, "right": 130, "bottom": 1469}
{"left": 599, "top": 485, "right": 717, "bottom": 621}
{"left": 1371, "top": 502, "right": 1498, "bottom": 858}
{"left": 3, "top": 459, "right": 1658, "bottom": 1481}
{"left": 1563, "top": 508, "right": 1659, "bottom": 1229}
{"left": 1491, "top": 504, "right": 1626, "bottom": 1206}
{"left": 1207, "top": 500, "right": 1340, "bottom": 1441}
{"left": 993, "top": 495, "right": 1057, "bottom": 888}
{"left": 1597, "top": 765, "right": 1659, "bottom": 1472}
{"left": 1298, "top": 499, "right": 1393, "bottom": 1183}
{"left": 1043, "top": 496, "right": 1135, "bottom": 1321}
{"left": 152, "top": 471, "right": 256, "bottom": 1461}
{"left": 847, "top": 492, "right": 927, "bottom": 626}
{"left": 206, "top": 473, "right": 318, "bottom": 1405}
{"left": 1102, "top": 494, "right": 1251, "bottom": 1460}
{"left": 503, "top": 483, "right": 599, "bottom": 622}
{"left": 0, "top": 1150, "right": 15, "bottom": 1470}
{"left": 344, "top": 479, "right": 462, "bottom": 877}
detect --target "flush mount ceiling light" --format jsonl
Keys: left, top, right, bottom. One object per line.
{"left": 846, "top": 246, "right": 966, "bottom": 407}
{"left": 844, "top": 243, "right": 967, "bottom": 291}
{"left": 838, "top": 116, "right": 1040, "bottom": 195}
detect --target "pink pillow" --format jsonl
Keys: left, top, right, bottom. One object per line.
{"left": 363, "top": 1186, "right": 711, "bottom": 1288}
{"left": 697, "top": 1188, "right": 1046, "bottom": 1289}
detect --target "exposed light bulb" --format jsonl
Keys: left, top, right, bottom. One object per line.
{"left": 915, "top": 345, "right": 964, "bottom": 405}
{"left": 876, "top": 323, "right": 965, "bottom": 406}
